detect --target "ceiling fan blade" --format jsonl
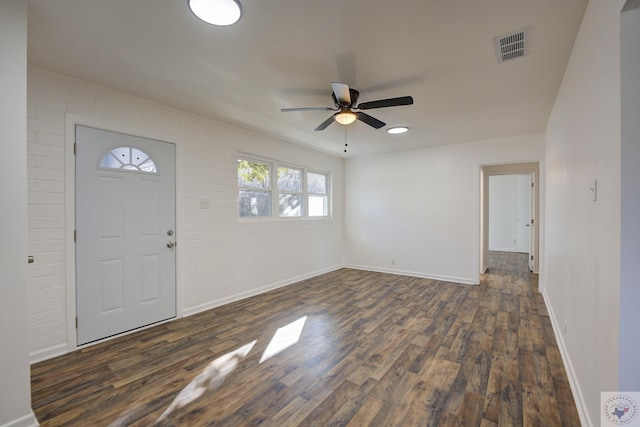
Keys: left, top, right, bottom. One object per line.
{"left": 314, "top": 113, "right": 338, "bottom": 131}
{"left": 331, "top": 82, "right": 351, "bottom": 105}
{"left": 357, "top": 96, "right": 414, "bottom": 110}
{"left": 356, "top": 112, "right": 386, "bottom": 129}
{"left": 281, "top": 107, "right": 334, "bottom": 112}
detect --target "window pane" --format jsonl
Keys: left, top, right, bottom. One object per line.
{"left": 100, "top": 153, "right": 122, "bottom": 169}
{"left": 308, "top": 195, "right": 327, "bottom": 217}
{"left": 307, "top": 172, "right": 326, "bottom": 194}
{"left": 138, "top": 159, "right": 157, "bottom": 173}
{"left": 111, "top": 146, "right": 130, "bottom": 165}
{"left": 131, "top": 148, "right": 149, "bottom": 166}
{"left": 278, "top": 167, "right": 302, "bottom": 192}
{"left": 239, "top": 190, "right": 272, "bottom": 217}
{"left": 279, "top": 193, "right": 303, "bottom": 217}
{"left": 238, "top": 160, "right": 270, "bottom": 189}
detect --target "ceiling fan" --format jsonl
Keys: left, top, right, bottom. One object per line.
{"left": 281, "top": 82, "right": 414, "bottom": 131}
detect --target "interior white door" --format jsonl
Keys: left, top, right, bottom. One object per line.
{"left": 528, "top": 173, "right": 536, "bottom": 272}
{"left": 75, "top": 126, "right": 176, "bottom": 345}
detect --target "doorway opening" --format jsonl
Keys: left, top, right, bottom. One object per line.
{"left": 481, "top": 162, "right": 540, "bottom": 275}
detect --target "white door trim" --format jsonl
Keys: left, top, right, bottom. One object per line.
{"left": 480, "top": 161, "right": 541, "bottom": 275}
{"left": 64, "top": 113, "right": 184, "bottom": 351}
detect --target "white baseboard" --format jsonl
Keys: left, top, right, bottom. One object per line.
{"left": 541, "top": 289, "right": 592, "bottom": 427}
{"left": 344, "top": 264, "right": 478, "bottom": 285}
{"left": 0, "top": 411, "right": 39, "bottom": 427}
{"left": 29, "top": 343, "right": 68, "bottom": 365}
{"left": 182, "top": 265, "right": 344, "bottom": 317}
{"left": 488, "top": 247, "right": 519, "bottom": 253}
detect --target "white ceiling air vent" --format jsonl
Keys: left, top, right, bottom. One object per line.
{"left": 493, "top": 29, "right": 527, "bottom": 63}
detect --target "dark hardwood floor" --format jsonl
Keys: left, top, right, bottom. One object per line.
{"left": 31, "top": 252, "right": 580, "bottom": 426}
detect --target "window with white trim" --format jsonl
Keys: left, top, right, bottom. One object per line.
{"left": 237, "top": 157, "right": 330, "bottom": 218}
{"left": 238, "top": 159, "right": 272, "bottom": 217}
{"left": 307, "top": 172, "right": 329, "bottom": 217}
{"left": 278, "top": 166, "right": 303, "bottom": 217}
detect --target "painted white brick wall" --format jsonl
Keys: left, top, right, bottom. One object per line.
{"left": 27, "top": 66, "right": 344, "bottom": 361}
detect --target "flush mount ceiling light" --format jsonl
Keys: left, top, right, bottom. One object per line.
{"left": 387, "top": 126, "right": 409, "bottom": 134}
{"left": 188, "top": 0, "right": 242, "bottom": 26}
{"left": 334, "top": 111, "right": 357, "bottom": 126}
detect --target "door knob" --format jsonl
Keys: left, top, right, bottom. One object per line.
{"left": 167, "top": 242, "right": 176, "bottom": 248}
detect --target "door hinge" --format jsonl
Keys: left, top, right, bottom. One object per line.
{"left": 75, "top": 317, "right": 78, "bottom": 329}
{"left": 531, "top": 182, "right": 534, "bottom": 188}
{"left": 73, "top": 142, "right": 77, "bottom": 155}
{"left": 531, "top": 255, "right": 534, "bottom": 261}
{"left": 74, "top": 230, "right": 77, "bottom": 242}
{"left": 530, "top": 219, "right": 535, "bottom": 225}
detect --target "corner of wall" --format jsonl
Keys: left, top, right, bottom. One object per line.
{"left": 0, "top": 412, "right": 40, "bottom": 427}
{"left": 541, "top": 289, "right": 593, "bottom": 427}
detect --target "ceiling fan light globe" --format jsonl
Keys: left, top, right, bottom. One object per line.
{"left": 188, "top": 0, "right": 242, "bottom": 26}
{"left": 335, "top": 111, "right": 357, "bottom": 125}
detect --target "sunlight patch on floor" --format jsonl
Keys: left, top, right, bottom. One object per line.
{"left": 260, "top": 316, "right": 307, "bottom": 364}
{"left": 155, "top": 340, "right": 257, "bottom": 423}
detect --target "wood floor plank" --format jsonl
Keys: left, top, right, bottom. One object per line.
{"left": 272, "top": 396, "right": 308, "bottom": 424}
{"left": 345, "top": 395, "right": 384, "bottom": 427}
{"left": 325, "top": 377, "right": 378, "bottom": 426}
{"left": 31, "top": 252, "right": 580, "bottom": 426}
{"left": 456, "top": 391, "right": 485, "bottom": 427}
{"left": 499, "top": 353, "right": 524, "bottom": 426}
{"left": 482, "top": 355, "right": 503, "bottom": 424}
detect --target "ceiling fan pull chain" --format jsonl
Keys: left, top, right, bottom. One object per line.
{"left": 344, "top": 125, "right": 348, "bottom": 153}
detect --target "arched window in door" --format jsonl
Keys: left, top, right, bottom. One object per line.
{"left": 99, "top": 146, "right": 158, "bottom": 173}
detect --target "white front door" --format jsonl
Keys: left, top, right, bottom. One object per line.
{"left": 75, "top": 126, "right": 176, "bottom": 345}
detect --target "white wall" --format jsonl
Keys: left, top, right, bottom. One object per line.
{"left": 27, "top": 66, "right": 344, "bottom": 361}
{"left": 0, "top": 1, "right": 38, "bottom": 426}
{"left": 620, "top": 4, "right": 640, "bottom": 391}
{"left": 488, "top": 174, "right": 530, "bottom": 253}
{"left": 344, "top": 133, "right": 543, "bottom": 284}
{"left": 543, "top": 0, "right": 624, "bottom": 424}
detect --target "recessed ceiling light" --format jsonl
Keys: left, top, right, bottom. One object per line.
{"left": 188, "top": 0, "right": 242, "bottom": 26}
{"left": 387, "top": 126, "right": 409, "bottom": 134}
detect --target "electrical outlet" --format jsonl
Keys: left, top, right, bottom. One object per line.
{"left": 200, "top": 199, "right": 210, "bottom": 209}
{"left": 562, "top": 320, "right": 568, "bottom": 335}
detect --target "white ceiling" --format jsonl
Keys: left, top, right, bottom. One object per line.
{"left": 27, "top": 0, "right": 588, "bottom": 157}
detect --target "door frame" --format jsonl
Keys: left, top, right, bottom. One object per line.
{"left": 64, "top": 114, "right": 183, "bottom": 351}
{"left": 480, "top": 162, "right": 540, "bottom": 274}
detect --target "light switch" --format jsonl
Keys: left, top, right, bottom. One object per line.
{"left": 590, "top": 179, "right": 597, "bottom": 201}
